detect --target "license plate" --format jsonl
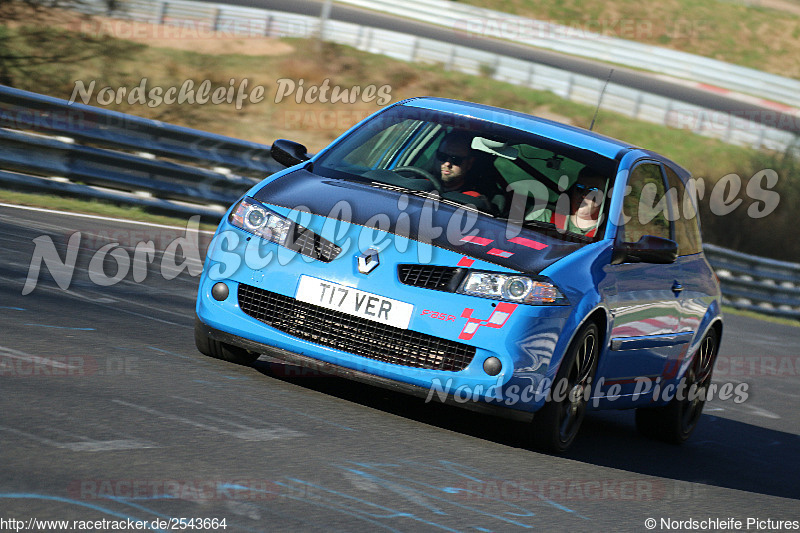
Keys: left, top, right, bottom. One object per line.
{"left": 295, "top": 275, "right": 414, "bottom": 329}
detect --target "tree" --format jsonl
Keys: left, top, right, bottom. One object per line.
{"left": 0, "top": 0, "right": 122, "bottom": 88}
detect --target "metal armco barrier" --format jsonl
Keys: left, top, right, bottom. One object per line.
{"left": 704, "top": 244, "right": 800, "bottom": 319}
{"left": 1, "top": 86, "right": 797, "bottom": 319}
{"left": 0, "top": 84, "right": 281, "bottom": 218}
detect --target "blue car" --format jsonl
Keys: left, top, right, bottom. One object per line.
{"left": 195, "top": 97, "right": 722, "bottom": 452}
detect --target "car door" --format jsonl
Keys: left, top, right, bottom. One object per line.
{"left": 662, "top": 163, "right": 719, "bottom": 344}
{"left": 599, "top": 161, "right": 692, "bottom": 401}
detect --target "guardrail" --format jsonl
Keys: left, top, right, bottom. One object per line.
{"left": 72, "top": 0, "right": 799, "bottom": 155}
{"left": 337, "top": 0, "right": 800, "bottom": 110}
{"left": 0, "top": 84, "right": 281, "bottom": 218}
{"left": 705, "top": 244, "right": 800, "bottom": 319}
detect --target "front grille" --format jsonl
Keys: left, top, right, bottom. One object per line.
{"left": 238, "top": 284, "right": 475, "bottom": 372}
{"left": 398, "top": 264, "right": 463, "bottom": 292}
{"left": 286, "top": 224, "right": 341, "bottom": 263}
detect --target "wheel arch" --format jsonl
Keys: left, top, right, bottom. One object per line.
{"left": 675, "top": 312, "right": 724, "bottom": 386}
{"left": 690, "top": 306, "right": 724, "bottom": 365}
{"left": 577, "top": 306, "right": 611, "bottom": 368}
{"left": 547, "top": 305, "right": 610, "bottom": 381}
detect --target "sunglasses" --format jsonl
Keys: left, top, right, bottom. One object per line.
{"left": 573, "top": 183, "right": 601, "bottom": 196}
{"left": 436, "top": 150, "right": 467, "bottom": 166}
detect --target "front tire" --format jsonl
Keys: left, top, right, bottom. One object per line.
{"left": 194, "top": 317, "right": 260, "bottom": 366}
{"left": 532, "top": 322, "right": 600, "bottom": 453}
{"left": 635, "top": 327, "right": 719, "bottom": 444}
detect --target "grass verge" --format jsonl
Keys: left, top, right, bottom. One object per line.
{"left": 0, "top": 190, "right": 219, "bottom": 231}
{"left": 721, "top": 305, "right": 800, "bottom": 328}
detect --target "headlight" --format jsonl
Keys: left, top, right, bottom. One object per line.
{"left": 458, "top": 272, "right": 567, "bottom": 305}
{"left": 229, "top": 198, "right": 292, "bottom": 245}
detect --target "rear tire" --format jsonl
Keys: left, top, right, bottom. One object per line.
{"left": 635, "top": 328, "right": 719, "bottom": 444}
{"left": 194, "top": 317, "right": 260, "bottom": 366}
{"left": 532, "top": 322, "right": 600, "bottom": 453}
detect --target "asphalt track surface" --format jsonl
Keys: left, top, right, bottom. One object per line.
{"left": 207, "top": 0, "right": 800, "bottom": 134}
{"left": 1, "top": 204, "right": 799, "bottom": 532}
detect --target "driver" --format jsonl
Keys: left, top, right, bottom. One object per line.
{"left": 434, "top": 130, "right": 510, "bottom": 214}
{"left": 436, "top": 131, "right": 477, "bottom": 193}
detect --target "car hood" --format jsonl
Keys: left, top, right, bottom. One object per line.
{"left": 252, "top": 169, "right": 584, "bottom": 273}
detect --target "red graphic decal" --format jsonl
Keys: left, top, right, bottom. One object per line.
{"left": 421, "top": 309, "right": 456, "bottom": 322}
{"left": 508, "top": 236, "right": 548, "bottom": 250}
{"left": 487, "top": 248, "right": 514, "bottom": 258}
{"left": 458, "top": 303, "right": 518, "bottom": 340}
{"left": 460, "top": 235, "right": 493, "bottom": 246}
{"left": 457, "top": 257, "right": 475, "bottom": 267}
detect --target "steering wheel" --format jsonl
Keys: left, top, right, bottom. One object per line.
{"left": 393, "top": 166, "right": 443, "bottom": 192}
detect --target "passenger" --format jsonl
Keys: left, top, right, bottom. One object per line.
{"left": 532, "top": 167, "right": 606, "bottom": 237}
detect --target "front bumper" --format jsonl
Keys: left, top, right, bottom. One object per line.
{"left": 197, "top": 316, "right": 534, "bottom": 423}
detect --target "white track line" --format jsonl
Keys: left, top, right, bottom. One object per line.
{"left": 0, "top": 202, "right": 216, "bottom": 234}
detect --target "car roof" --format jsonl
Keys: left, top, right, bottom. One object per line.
{"left": 401, "top": 97, "right": 635, "bottom": 161}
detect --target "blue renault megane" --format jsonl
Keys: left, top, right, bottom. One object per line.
{"left": 195, "top": 97, "right": 722, "bottom": 453}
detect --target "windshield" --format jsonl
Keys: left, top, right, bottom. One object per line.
{"left": 313, "top": 105, "right": 618, "bottom": 241}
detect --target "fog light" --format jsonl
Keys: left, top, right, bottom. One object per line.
{"left": 483, "top": 356, "right": 502, "bottom": 376}
{"left": 211, "top": 282, "right": 229, "bottom": 301}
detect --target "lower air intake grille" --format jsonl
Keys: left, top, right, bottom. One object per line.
{"left": 238, "top": 283, "right": 475, "bottom": 372}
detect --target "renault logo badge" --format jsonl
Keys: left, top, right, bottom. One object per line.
{"left": 357, "top": 249, "right": 380, "bottom": 274}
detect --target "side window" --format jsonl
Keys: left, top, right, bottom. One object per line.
{"left": 664, "top": 166, "right": 703, "bottom": 255}
{"left": 620, "top": 162, "right": 670, "bottom": 243}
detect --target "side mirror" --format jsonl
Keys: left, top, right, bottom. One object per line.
{"left": 271, "top": 139, "right": 310, "bottom": 167}
{"left": 612, "top": 235, "right": 677, "bottom": 265}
